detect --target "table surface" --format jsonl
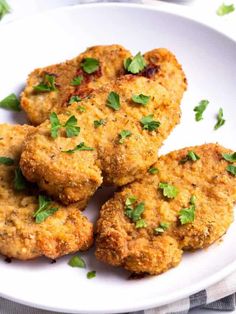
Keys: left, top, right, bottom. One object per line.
{"left": 1, "top": 1, "right": 236, "bottom": 313}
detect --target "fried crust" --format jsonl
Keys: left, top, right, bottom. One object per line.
{"left": 0, "top": 124, "right": 93, "bottom": 260}
{"left": 21, "top": 45, "right": 131, "bottom": 125}
{"left": 95, "top": 144, "right": 236, "bottom": 275}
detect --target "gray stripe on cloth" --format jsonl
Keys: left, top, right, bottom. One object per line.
{"left": 203, "top": 294, "right": 236, "bottom": 311}
{"left": 189, "top": 290, "right": 207, "bottom": 309}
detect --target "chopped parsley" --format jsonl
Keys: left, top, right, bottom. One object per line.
{"left": 159, "top": 182, "right": 178, "bottom": 199}
{"left": 148, "top": 167, "right": 159, "bottom": 174}
{"left": 124, "top": 196, "right": 146, "bottom": 228}
{"left": 154, "top": 222, "right": 170, "bottom": 235}
{"left": 132, "top": 94, "right": 150, "bottom": 106}
{"left": 87, "top": 270, "right": 96, "bottom": 279}
{"left": 119, "top": 130, "right": 132, "bottom": 144}
{"left": 124, "top": 52, "right": 146, "bottom": 74}
{"left": 214, "top": 108, "right": 225, "bottom": 130}
{"left": 33, "top": 195, "right": 58, "bottom": 224}
{"left": 71, "top": 76, "right": 83, "bottom": 86}
{"left": 50, "top": 112, "right": 61, "bottom": 138}
{"left": 0, "top": 93, "right": 21, "bottom": 111}
{"left": 81, "top": 58, "right": 99, "bottom": 74}
{"left": 14, "top": 167, "right": 27, "bottom": 190}
{"left": 33, "top": 74, "right": 57, "bottom": 93}
{"left": 180, "top": 151, "right": 200, "bottom": 164}
{"left": 222, "top": 152, "right": 236, "bottom": 162}
{"left": 226, "top": 165, "right": 236, "bottom": 176}
{"left": 0, "top": 0, "right": 10, "bottom": 20}
{"left": 0, "top": 156, "right": 14, "bottom": 165}
{"left": 178, "top": 195, "right": 196, "bottom": 225}
{"left": 68, "top": 255, "right": 86, "bottom": 268}
{"left": 140, "top": 114, "right": 160, "bottom": 131}
{"left": 62, "top": 142, "right": 94, "bottom": 154}
{"left": 49, "top": 113, "right": 80, "bottom": 138}
{"left": 94, "top": 119, "right": 106, "bottom": 128}
{"left": 69, "top": 95, "right": 82, "bottom": 104}
{"left": 106, "top": 91, "right": 120, "bottom": 111}
{"left": 77, "top": 105, "right": 86, "bottom": 112}
{"left": 217, "top": 3, "right": 235, "bottom": 16}
{"left": 194, "top": 100, "right": 209, "bottom": 121}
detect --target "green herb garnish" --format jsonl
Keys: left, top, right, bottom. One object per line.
{"left": 178, "top": 195, "right": 196, "bottom": 225}
{"left": 81, "top": 58, "right": 99, "bottom": 74}
{"left": 124, "top": 196, "right": 146, "bottom": 228}
{"left": 77, "top": 106, "right": 86, "bottom": 112}
{"left": 62, "top": 142, "right": 94, "bottom": 154}
{"left": 0, "top": 93, "right": 21, "bottom": 111}
{"left": 217, "top": 3, "right": 235, "bottom": 16}
{"left": 124, "top": 52, "right": 146, "bottom": 74}
{"left": 132, "top": 94, "right": 150, "bottom": 106}
{"left": 71, "top": 76, "right": 83, "bottom": 86}
{"left": 69, "top": 95, "right": 82, "bottom": 104}
{"left": 154, "top": 222, "right": 170, "bottom": 235}
{"left": 214, "top": 108, "right": 225, "bottom": 130}
{"left": 135, "top": 219, "right": 147, "bottom": 229}
{"left": 94, "top": 119, "right": 106, "bottom": 128}
{"left": 50, "top": 112, "right": 61, "bottom": 138}
{"left": 68, "top": 255, "right": 86, "bottom": 268}
{"left": 87, "top": 270, "right": 96, "bottom": 279}
{"left": 33, "top": 74, "right": 57, "bottom": 93}
{"left": 0, "top": 156, "right": 14, "bottom": 165}
{"left": 148, "top": 167, "right": 158, "bottom": 174}
{"left": 107, "top": 92, "right": 120, "bottom": 111}
{"left": 159, "top": 183, "right": 178, "bottom": 199}
{"left": 180, "top": 151, "right": 200, "bottom": 164}
{"left": 222, "top": 152, "right": 236, "bottom": 163}
{"left": 140, "top": 114, "right": 160, "bottom": 131}
{"left": 64, "top": 115, "right": 80, "bottom": 138}
{"left": 14, "top": 167, "right": 27, "bottom": 190}
{"left": 0, "top": 0, "right": 10, "bottom": 20}
{"left": 226, "top": 165, "right": 236, "bottom": 176}
{"left": 33, "top": 195, "right": 58, "bottom": 224}
{"left": 194, "top": 100, "right": 209, "bottom": 121}
{"left": 119, "top": 130, "right": 132, "bottom": 144}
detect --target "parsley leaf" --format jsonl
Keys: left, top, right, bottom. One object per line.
{"left": 107, "top": 91, "right": 120, "bottom": 111}
{"left": 64, "top": 115, "right": 80, "bottom": 138}
{"left": 194, "top": 100, "right": 209, "bottom": 121}
{"left": 14, "top": 167, "right": 27, "bottom": 190}
{"left": 87, "top": 270, "right": 96, "bottom": 279}
{"left": 136, "top": 219, "right": 147, "bottom": 229}
{"left": 62, "top": 142, "right": 94, "bottom": 154}
{"left": 68, "top": 255, "right": 86, "bottom": 268}
{"left": 222, "top": 152, "right": 236, "bottom": 162}
{"left": 132, "top": 94, "right": 150, "bottom": 106}
{"left": 33, "top": 74, "right": 57, "bottom": 93}
{"left": 71, "top": 76, "right": 83, "bottom": 86}
{"left": 214, "top": 108, "right": 225, "bottom": 130}
{"left": 0, "top": 93, "right": 21, "bottom": 111}
{"left": 124, "top": 52, "right": 146, "bottom": 74}
{"left": 159, "top": 182, "right": 178, "bottom": 199}
{"left": 124, "top": 196, "right": 146, "bottom": 228}
{"left": 94, "top": 119, "right": 106, "bottom": 128}
{"left": 140, "top": 114, "right": 160, "bottom": 131}
{"left": 69, "top": 95, "right": 82, "bottom": 104}
{"left": 226, "top": 165, "right": 236, "bottom": 176}
{"left": 33, "top": 195, "right": 58, "bottom": 224}
{"left": 217, "top": 3, "right": 235, "bottom": 16}
{"left": 180, "top": 151, "right": 200, "bottom": 164}
{"left": 178, "top": 195, "right": 196, "bottom": 225}
{"left": 119, "top": 130, "right": 132, "bottom": 144}
{"left": 0, "top": 0, "right": 10, "bottom": 20}
{"left": 154, "top": 222, "right": 170, "bottom": 235}
{"left": 81, "top": 58, "right": 99, "bottom": 74}
{"left": 0, "top": 156, "right": 14, "bottom": 165}
{"left": 148, "top": 167, "right": 159, "bottom": 174}
{"left": 50, "top": 112, "right": 61, "bottom": 138}
{"left": 125, "top": 195, "right": 137, "bottom": 207}
{"left": 77, "top": 105, "right": 86, "bottom": 112}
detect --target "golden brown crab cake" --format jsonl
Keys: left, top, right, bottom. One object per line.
{"left": 21, "top": 45, "right": 132, "bottom": 125}
{"left": 95, "top": 144, "right": 236, "bottom": 275}
{"left": 143, "top": 48, "right": 187, "bottom": 105}
{"left": 0, "top": 124, "right": 93, "bottom": 260}
{"left": 20, "top": 74, "right": 179, "bottom": 204}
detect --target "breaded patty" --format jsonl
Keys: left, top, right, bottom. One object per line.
{"left": 0, "top": 124, "right": 93, "bottom": 260}
{"left": 20, "top": 74, "right": 179, "bottom": 205}
{"left": 96, "top": 144, "right": 236, "bottom": 275}
{"left": 21, "top": 45, "right": 131, "bottom": 125}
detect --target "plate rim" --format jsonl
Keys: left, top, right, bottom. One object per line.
{"left": 0, "top": 2, "right": 236, "bottom": 313}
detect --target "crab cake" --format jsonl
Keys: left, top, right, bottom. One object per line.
{"left": 0, "top": 124, "right": 93, "bottom": 260}
{"left": 20, "top": 74, "right": 179, "bottom": 204}
{"left": 21, "top": 45, "right": 132, "bottom": 125}
{"left": 95, "top": 144, "right": 236, "bottom": 275}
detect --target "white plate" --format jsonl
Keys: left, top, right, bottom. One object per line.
{"left": 0, "top": 3, "right": 236, "bottom": 314}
